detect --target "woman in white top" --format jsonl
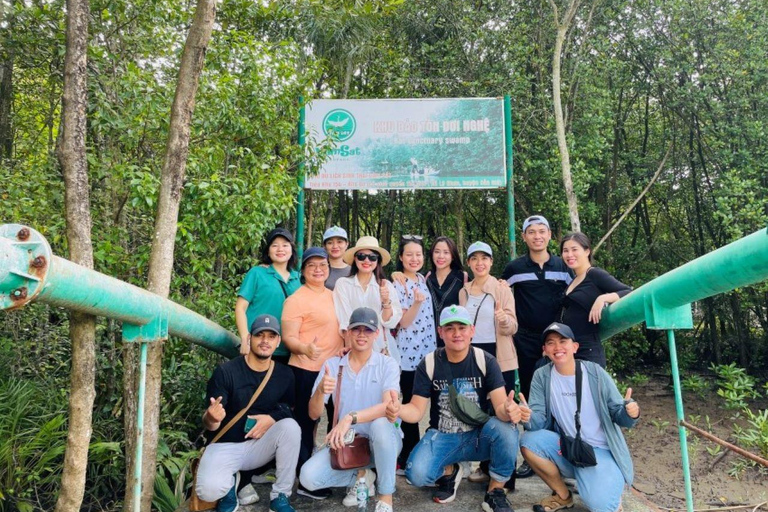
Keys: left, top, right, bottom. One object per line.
{"left": 333, "top": 236, "right": 403, "bottom": 358}
{"left": 391, "top": 235, "right": 436, "bottom": 471}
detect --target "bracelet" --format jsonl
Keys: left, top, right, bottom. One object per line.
{"left": 382, "top": 301, "right": 392, "bottom": 307}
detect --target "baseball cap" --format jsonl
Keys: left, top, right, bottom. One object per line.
{"left": 250, "top": 314, "right": 281, "bottom": 336}
{"left": 323, "top": 226, "right": 348, "bottom": 243}
{"left": 439, "top": 305, "right": 472, "bottom": 326}
{"left": 541, "top": 322, "right": 575, "bottom": 343}
{"left": 523, "top": 215, "right": 550, "bottom": 232}
{"left": 302, "top": 246, "right": 328, "bottom": 265}
{"left": 467, "top": 241, "right": 493, "bottom": 259}
{"left": 266, "top": 227, "right": 294, "bottom": 245}
{"left": 348, "top": 307, "right": 379, "bottom": 330}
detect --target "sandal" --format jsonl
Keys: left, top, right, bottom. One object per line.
{"left": 532, "top": 491, "right": 574, "bottom": 512}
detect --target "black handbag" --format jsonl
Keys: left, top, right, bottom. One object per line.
{"left": 557, "top": 362, "right": 597, "bottom": 468}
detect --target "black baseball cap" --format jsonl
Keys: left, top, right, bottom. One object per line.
{"left": 541, "top": 322, "right": 576, "bottom": 343}
{"left": 348, "top": 307, "right": 379, "bottom": 331}
{"left": 250, "top": 314, "right": 281, "bottom": 336}
{"left": 266, "top": 227, "right": 294, "bottom": 245}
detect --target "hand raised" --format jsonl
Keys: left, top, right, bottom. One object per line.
{"left": 305, "top": 336, "right": 320, "bottom": 360}
{"left": 206, "top": 396, "right": 226, "bottom": 423}
{"left": 380, "top": 280, "right": 390, "bottom": 303}
{"left": 321, "top": 363, "right": 337, "bottom": 395}
{"left": 505, "top": 390, "right": 522, "bottom": 423}
{"left": 494, "top": 300, "right": 507, "bottom": 324}
{"left": 413, "top": 288, "right": 426, "bottom": 304}
{"left": 624, "top": 388, "right": 640, "bottom": 419}
{"left": 518, "top": 392, "right": 531, "bottom": 423}
{"left": 386, "top": 390, "right": 401, "bottom": 423}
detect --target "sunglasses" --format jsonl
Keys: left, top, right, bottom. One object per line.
{"left": 355, "top": 253, "right": 380, "bottom": 262}
{"left": 401, "top": 234, "right": 423, "bottom": 242}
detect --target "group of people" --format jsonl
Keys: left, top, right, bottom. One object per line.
{"left": 194, "top": 216, "right": 640, "bottom": 512}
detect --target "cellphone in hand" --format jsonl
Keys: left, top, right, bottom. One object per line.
{"left": 244, "top": 417, "right": 257, "bottom": 433}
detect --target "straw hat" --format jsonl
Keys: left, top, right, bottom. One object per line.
{"left": 343, "top": 236, "right": 391, "bottom": 266}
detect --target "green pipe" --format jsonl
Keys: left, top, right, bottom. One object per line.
{"left": 134, "top": 341, "right": 148, "bottom": 512}
{"left": 504, "top": 95, "right": 515, "bottom": 258}
{"left": 667, "top": 330, "right": 694, "bottom": 512}
{"left": 0, "top": 224, "right": 239, "bottom": 358}
{"left": 600, "top": 228, "right": 768, "bottom": 339}
{"left": 296, "top": 97, "right": 306, "bottom": 261}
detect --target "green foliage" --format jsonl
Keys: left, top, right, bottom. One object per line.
{"left": 681, "top": 375, "right": 710, "bottom": 398}
{"left": 733, "top": 408, "right": 768, "bottom": 459}
{"left": 711, "top": 363, "right": 762, "bottom": 410}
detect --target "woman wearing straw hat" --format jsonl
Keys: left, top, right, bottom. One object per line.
{"left": 333, "top": 236, "right": 403, "bottom": 360}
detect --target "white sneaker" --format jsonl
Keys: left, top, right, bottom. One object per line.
{"left": 251, "top": 468, "right": 276, "bottom": 484}
{"left": 342, "top": 469, "right": 376, "bottom": 507}
{"left": 460, "top": 461, "right": 472, "bottom": 480}
{"left": 375, "top": 500, "right": 393, "bottom": 512}
{"left": 467, "top": 466, "right": 490, "bottom": 483}
{"left": 237, "top": 483, "right": 260, "bottom": 505}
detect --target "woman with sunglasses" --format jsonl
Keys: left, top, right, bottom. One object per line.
{"left": 559, "top": 232, "right": 632, "bottom": 367}
{"left": 391, "top": 235, "right": 437, "bottom": 472}
{"left": 392, "top": 236, "right": 467, "bottom": 348}
{"left": 333, "top": 236, "right": 403, "bottom": 358}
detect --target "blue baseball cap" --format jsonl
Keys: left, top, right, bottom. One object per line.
{"left": 302, "top": 246, "right": 328, "bottom": 265}
{"left": 467, "top": 241, "right": 493, "bottom": 259}
{"left": 323, "top": 226, "right": 348, "bottom": 243}
{"left": 541, "top": 322, "right": 576, "bottom": 343}
{"left": 523, "top": 215, "right": 550, "bottom": 232}
{"left": 439, "top": 305, "right": 473, "bottom": 326}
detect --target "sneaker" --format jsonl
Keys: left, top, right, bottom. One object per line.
{"left": 252, "top": 468, "right": 277, "bottom": 484}
{"left": 375, "top": 500, "right": 394, "bottom": 512}
{"left": 460, "top": 461, "right": 472, "bottom": 479}
{"left": 297, "top": 484, "right": 332, "bottom": 500}
{"left": 269, "top": 493, "right": 295, "bottom": 512}
{"left": 515, "top": 461, "right": 534, "bottom": 479}
{"left": 237, "top": 483, "right": 259, "bottom": 505}
{"left": 432, "top": 463, "right": 463, "bottom": 504}
{"left": 217, "top": 472, "right": 240, "bottom": 512}
{"left": 468, "top": 466, "right": 490, "bottom": 483}
{"left": 342, "top": 469, "right": 376, "bottom": 507}
{"left": 396, "top": 464, "right": 406, "bottom": 476}
{"left": 482, "top": 488, "right": 514, "bottom": 512}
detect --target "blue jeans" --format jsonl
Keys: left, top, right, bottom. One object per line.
{"left": 405, "top": 417, "right": 519, "bottom": 486}
{"left": 521, "top": 429, "right": 624, "bottom": 512}
{"left": 299, "top": 417, "right": 403, "bottom": 495}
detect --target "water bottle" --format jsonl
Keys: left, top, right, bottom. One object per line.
{"left": 356, "top": 476, "right": 368, "bottom": 511}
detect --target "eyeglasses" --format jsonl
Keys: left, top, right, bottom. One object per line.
{"left": 305, "top": 262, "right": 329, "bottom": 270}
{"left": 355, "top": 253, "right": 380, "bottom": 262}
{"left": 401, "top": 234, "right": 423, "bottom": 242}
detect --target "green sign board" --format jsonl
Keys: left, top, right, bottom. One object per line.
{"left": 305, "top": 98, "right": 506, "bottom": 190}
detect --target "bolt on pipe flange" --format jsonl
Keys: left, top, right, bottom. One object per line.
{"left": 0, "top": 224, "right": 52, "bottom": 310}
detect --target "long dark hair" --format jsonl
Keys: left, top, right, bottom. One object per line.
{"left": 395, "top": 238, "right": 426, "bottom": 272}
{"left": 560, "top": 232, "right": 593, "bottom": 263}
{"left": 261, "top": 235, "right": 298, "bottom": 270}
{"left": 349, "top": 249, "right": 387, "bottom": 283}
{"left": 429, "top": 236, "right": 463, "bottom": 273}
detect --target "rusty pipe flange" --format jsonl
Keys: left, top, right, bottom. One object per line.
{"left": 0, "top": 224, "right": 52, "bottom": 310}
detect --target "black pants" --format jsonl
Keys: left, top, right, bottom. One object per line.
{"left": 398, "top": 370, "right": 420, "bottom": 467}
{"left": 291, "top": 365, "right": 320, "bottom": 472}
{"left": 574, "top": 333, "right": 607, "bottom": 368}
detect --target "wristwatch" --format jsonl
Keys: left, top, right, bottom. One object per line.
{"left": 348, "top": 411, "right": 358, "bottom": 425}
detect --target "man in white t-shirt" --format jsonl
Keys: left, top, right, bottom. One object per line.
{"left": 520, "top": 323, "right": 640, "bottom": 512}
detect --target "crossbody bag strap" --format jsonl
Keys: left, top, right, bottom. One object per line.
{"left": 472, "top": 293, "right": 490, "bottom": 325}
{"left": 331, "top": 365, "right": 344, "bottom": 428}
{"left": 574, "top": 361, "right": 583, "bottom": 435}
{"left": 210, "top": 361, "right": 275, "bottom": 445}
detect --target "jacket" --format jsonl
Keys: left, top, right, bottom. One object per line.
{"left": 459, "top": 278, "right": 519, "bottom": 372}
{"left": 525, "top": 360, "right": 639, "bottom": 484}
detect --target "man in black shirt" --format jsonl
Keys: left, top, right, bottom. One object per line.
{"left": 195, "top": 314, "right": 300, "bottom": 512}
{"left": 390, "top": 305, "right": 527, "bottom": 512}
{"left": 501, "top": 215, "right": 573, "bottom": 400}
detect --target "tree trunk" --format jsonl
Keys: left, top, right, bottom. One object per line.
{"left": 122, "top": 0, "right": 217, "bottom": 509}
{"left": 54, "top": 0, "right": 96, "bottom": 510}
{"left": 324, "top": 190, "right": 335, "bottom": 229}
{"left": 548, "top": 0, "right": 582, "bottom": 232}
{"left": 0, "top": 0, "right": 14, "bottom": 159}
{"left": 305, "top": 189, "right": 313, "bottom": 247}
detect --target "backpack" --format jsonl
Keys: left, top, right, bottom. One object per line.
{"left": 424, "top": 346, "right": 487, "bottom": 380}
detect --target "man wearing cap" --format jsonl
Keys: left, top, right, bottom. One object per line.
{"left": 236, "top": 227, "right": 301, "bottom": 364}
{"left": 196, "top": 314, "right": 301, "bottom": 512}
{"left": 501, "top": 216, "right": 572, "bottom": 401}
{"left": 392, "top": 305, "right": 525, "bottom": 512}
{"left": 300, "top": 307, "right": 402, "bottom": 512}
{"left": 323, "top": 225, "right": 352, "bottom": 290}
{"left": 520, "top": 322, "right": 640, "bottom": 512}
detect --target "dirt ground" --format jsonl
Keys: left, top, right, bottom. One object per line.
{"left": 625, "top": 372, "right": 768, "bottom": 509}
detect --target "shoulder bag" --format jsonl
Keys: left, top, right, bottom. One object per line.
{"left": 329, "top": 365, "right": 372, "bottom": 470}
{"left": 557, "top": 361, "right": 597, "bottom": 467}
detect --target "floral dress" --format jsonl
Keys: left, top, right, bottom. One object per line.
{"left": 393, "top": 274, "right": 437, "bottom": 371}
